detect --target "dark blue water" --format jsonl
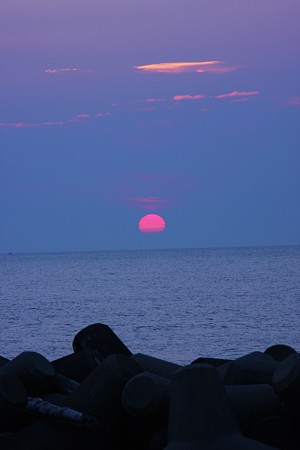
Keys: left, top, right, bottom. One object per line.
{"left": 0, "top": 246, "right": 299, "bottom": 364}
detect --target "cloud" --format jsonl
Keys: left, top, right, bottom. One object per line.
{"left": 134, "top": 61, "right": 240, "bottom": 74}
{"left": 0, "top": 122, "right": 28, "bottom": 128}
{"left": 128, "top": 98, "right": 166, "bottom": 105}
{"left": 215, "top": 90, "right": 260, "bottom": 99}
{"left": 74, "top": 113, "right": 91, "bottom": 118}
{"left": 96, "top": 112, "right": 112, "bottom": 117}
{"left": 173, "top": 94, "right": 204, "bottom": 101}
{"left": 0, "top": 112, "right": 110, "bottom": 129}
{"left": 1, "top": 86, "right": 263, "bottom": 131}
{"left": 44, "top": 68, "right": 90, "bottom": 74}
{"left": 0, "top": 120, "right": 70, "bottom": 128}
{"left": 144, "top": 98, "right": 166, "bottom": 103}
{"left": 107, "top": 172, "right": 201, "bottom": 212}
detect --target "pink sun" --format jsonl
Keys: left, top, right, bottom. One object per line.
{"left": 138, "top": 214, "right": 166, "bottom": 233}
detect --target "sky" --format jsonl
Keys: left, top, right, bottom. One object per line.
{"left": 0, "top": 0, "right": 299, "bottom": 253}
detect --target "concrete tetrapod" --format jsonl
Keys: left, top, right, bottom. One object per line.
{"left": 122, "top": 371, "right": 282, "bottom": 435}
{"left": 264, "top": 344, "right": 296, "bottom": 362}
{"left": 272, "top": 352, "right": 300, "bottom": 419}
{"left": 165, "top": 364, "right": 280, "bottom": 450}
{"left": 18, "top": 354, "right": 143, "bottom": 450}
{"left": 122, "top": 371, "right": 170, "bottom": 418}
{"left": 0, "top": 356, "right": 9, "bottom": 367}
{"left": 51, "top": 348, "right": 103, "bottom": 382}
{"left": 0, "top": 432, "right": 30, "bottom": 450}
{"left": 72, "top": 323, "right": 132, "bottom": 357}
{"left": 0, "top": 351, "right": 55, "bottom": 396}
{"left": 223, "top": 351, "right": 279, "bottom": 385}
{"left": 131, "top": 354, "right": 181, "bottom": 379}
{"left": 131, "top": 353, "right": 232, "bottom": 384}
{"left": 0, "top": 374, "right": 27, "bottom": 431}
{"left": 122, "top": 371, "right": 170, "bottom": 449}
{"left": 64, "top": 353, "right": 143, "bottom": 447}
{"left": 248, "top": 414, "right": 300, "bottom": 450}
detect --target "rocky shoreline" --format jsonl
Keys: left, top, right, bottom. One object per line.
{"left": 0, "top": 323, "right": 299, "bottom": 449}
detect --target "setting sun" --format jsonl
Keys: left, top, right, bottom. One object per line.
{"left": 138, "top": 214, "right": 166, "bottom": 233}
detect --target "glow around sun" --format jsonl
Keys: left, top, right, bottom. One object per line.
{"left": 138, "top": 214, "right": 166, "bottom": 233}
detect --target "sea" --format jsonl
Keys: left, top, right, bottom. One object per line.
{"left": 0, "top": 246, "right": 299, "bottom": 365}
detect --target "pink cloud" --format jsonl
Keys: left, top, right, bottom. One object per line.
{"left": 215, "top": 90, "right": 260, "bottom": 99}
{"left": 108, "top": 172, "right": 201, "bottom": 212}
{"left": 44, "top": 68, "right": 90, "bottom": 74}
{"left": 199, "top": 65, "right": 240, "bottom": 74}
{"left": 96, "top": 112, "right": 112, "bottom": 117}
{"left": 75, "top": 113, "right": 91, "bottom": 118}
{"left": 0, "top": 112, "right": 109, "bottom": 129}
{"left": 129, "top": 98, "right": 166, "bottom": 105}
{"left": 173, "top": 94, "right": 204, "bottom": 101}
{"left": 144, "top": 98, "right": 166, "bottom": 103}
{"left": 0, "top": 122, "right": 25, "bottom": 128}
{"left": 134, "top": 61, "right": 240, "bottom": 74}
{"left": 37, "top": 121, "right": 68, "bottom": 126}
{"left": 0, "top": 120, "right": 68, "bottom": 128}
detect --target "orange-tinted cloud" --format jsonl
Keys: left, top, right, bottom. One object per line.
{"left": 173, "top": 94, "right": 204, "bottom": 101}
{"left": 215, "top": 90, "right": 260, "bottom": 99}
{"left": 44, "top": 68, "right": 90, "bottom": 74}
{"left": 134, "top": 61, "right": 240, "bottom": 74}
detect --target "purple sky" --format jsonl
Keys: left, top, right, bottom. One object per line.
{"left": 0, "top": 0, "right": 299, "bottom": 252}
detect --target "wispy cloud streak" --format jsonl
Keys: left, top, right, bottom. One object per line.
{"left": 135, "top": 61, "right": 240, "bottom": 74}
{"left": 0, "top": 112, "right": 110, "bottom": 129}
{"left": 0, "top": 120, "right": 73, "bottom": 129}
{"left": 144, "top": 98, "right": 166, "bottom": 103}
{"left": 96, "top": 112, "right": 112, "bottom": 117}
{"left": 215, "top": 90, "right": 260, "bottom": 99}
{"left": 173, "top": 94, "right": 204, "bottom": 101}
{"left": 74, "top": 113, "right": 91, "bottom": 118}
{"left": 108, "top": 172, "right": 201, "bottom": 213}
{"left": 1, "top": 87, "right": 264, "bottom": 130}
{"left": 44, "top": 68, "right": 90, "bottom": 74}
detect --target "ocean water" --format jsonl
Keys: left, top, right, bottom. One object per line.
{"left": 0, "top": 246, "right": 299, "bottom": 365}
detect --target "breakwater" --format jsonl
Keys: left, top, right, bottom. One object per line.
{"left": 0, "top": 323, "right": 299, "bottom": 449}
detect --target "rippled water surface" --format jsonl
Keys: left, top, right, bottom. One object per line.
{"left": 1, "top": 246, "right": 299, "bottom": 364}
